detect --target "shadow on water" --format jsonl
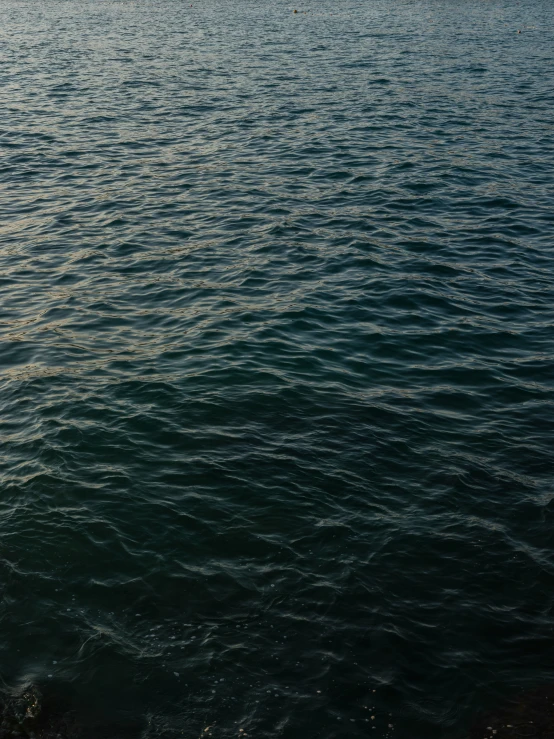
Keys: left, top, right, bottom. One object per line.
{"left": 0, "top": 682, "right": 80, "bottom": 739}
{"left": 0, "top": 681, "right": 146, "bottom": 739}
{"left": 468, "top": 685, "right": 554, "bottom": 739}
{"left": 0, "top": 681, "right": 202, "bottom": 739}
{"left": 2, "top": 681, "right": 554, "bottom": 739}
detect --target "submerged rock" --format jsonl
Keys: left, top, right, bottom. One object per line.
{"left": 11, "top": 686, "right": 42, "bottom": 725}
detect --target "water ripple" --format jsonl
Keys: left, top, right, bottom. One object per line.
{"left": 1, "top": 0, "right": 554, "bottom": 737}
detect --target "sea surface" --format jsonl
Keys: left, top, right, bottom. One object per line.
{"left": 1, "top": 0, "right": 553, "bottom": 736}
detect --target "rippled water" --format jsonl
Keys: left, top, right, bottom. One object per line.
{"left": 1, "top": 0, "right": 553, "bottom": 736}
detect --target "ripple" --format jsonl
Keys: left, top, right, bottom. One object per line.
{"left": 1, "top": 0, "right": 554, "bottom": 736}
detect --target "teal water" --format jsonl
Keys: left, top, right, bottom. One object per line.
{"left": 1, "top": 0, "right": 553, "bottom": 736}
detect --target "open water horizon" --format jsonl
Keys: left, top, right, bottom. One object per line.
{"left": 1, "top": 0, "right": 553, "bottom": 737}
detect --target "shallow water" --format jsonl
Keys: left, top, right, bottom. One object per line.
{"left": 1, "top": 0, "right": 553, "bottom": 736}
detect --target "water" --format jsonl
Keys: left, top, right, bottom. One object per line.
{"left": 1, "top": 0, "right": 553, "bottom": 736}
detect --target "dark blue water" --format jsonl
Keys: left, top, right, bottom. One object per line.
{"left": 1, "top": 0, "right": 553, "bottom": 736}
